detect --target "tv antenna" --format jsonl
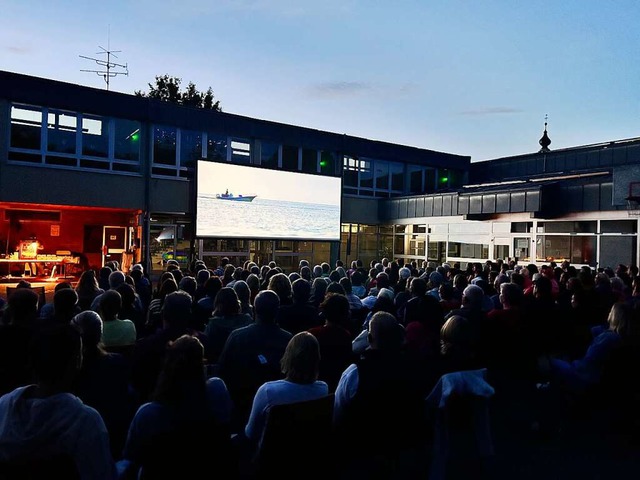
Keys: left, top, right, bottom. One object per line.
{"left": 80, "top": 30, "right": 128, "bottom": 90}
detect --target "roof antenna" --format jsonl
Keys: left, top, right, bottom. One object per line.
{"left": 80, "top": 25, "right": 128, "bottom": 91}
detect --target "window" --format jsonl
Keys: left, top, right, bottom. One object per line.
{"left": 9, "top": 104, "right": 141, "bottom": 174}
{"left": 231, "top": 139, "right": 251, "bottom": 164}
{"left": 301, "top": 149, "right": 317, "bottom": 173}
{"left": 511, "top": 222, "right": 532, "bottom": 233}
{"left": 536, "top": 235, "right": 596, "bottom": 264}
{"left": 282, "top": 145, "right": 298, "bottom": 171}
{"left": 10, "top": 105, "right": 42, "bottom": 150}
{"left": 408, "top": 165, "right": 423, "bottom": 194}
{"left": 601, "top": 220, "right": 637, "bottom": 234}
{"left": 320, "top": 151, "right": 337, "bottom": 175}
{"left": 82, "top": 117, "right": 108, "bottom": 158}
{"left": 114, "top": 119, "right": 141, "bottom": 161}
{"left": 359, "top": 159, "right": 373, "bottom": 189}
{"left": 425, "top": 168, "right": 436, "bottom": 193}
{"left": 206, "top": 133, "right": 227, "bottom": 162}
{"left": 180, "top": 130, "right": 202, "bottom": 169}
{"left": 375, "top": 161, "right": 389, "bottom": 190}
{"left": 153, "top": 126, "right": 177, "bottom": 166}
{"left": 390, "top": 162, "right": 404, "bottom": 192}
{"left": 47, "top": 111, "right": 77, "bottom": 154}
{"left": 448, "top": 242, "right": 489, "bottom": 259}
{"left": 261, "top": 142, "right": 279, "bottom": 169}
{"left": 539, "top": 221, "right": 597, "bottom": 234}
{"left": 342, "top": 156, "right": 359, "bottom": 188}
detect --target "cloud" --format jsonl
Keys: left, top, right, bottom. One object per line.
{"left": 308, "top": 81, "right": 372, "bottom": 98}
{"left": 5, "top": 45, "right": 31, "bottom": 54}
{"left": 306, "top": 81, "right": 419, "bottom": 99}
{"left": 460, "top": 107, "right": 523, "bottom": 115}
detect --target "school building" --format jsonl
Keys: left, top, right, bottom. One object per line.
{"left": 0, "top": 70, "right": 638, "bottom": 282}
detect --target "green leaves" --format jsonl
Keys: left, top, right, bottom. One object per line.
{"left": 136, "top": 75, "right": 221, "bottom": 111}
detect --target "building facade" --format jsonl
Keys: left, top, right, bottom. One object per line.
{"left": 0, "top": 70, "right": 638, "bottom": 280}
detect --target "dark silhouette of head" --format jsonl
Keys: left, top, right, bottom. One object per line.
{"left": 161, "top": 290, "right": 193, "bottom": 329}
{"left": 254, "top": 290, "right": 280, "bottom": 324}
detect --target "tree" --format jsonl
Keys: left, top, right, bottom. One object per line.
{"left": 135, "top": 75, "right": 221, "bottom": 111}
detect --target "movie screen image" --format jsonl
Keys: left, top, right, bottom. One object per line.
{"left": 196, "top": 161, "right": 342, "bottom": 240}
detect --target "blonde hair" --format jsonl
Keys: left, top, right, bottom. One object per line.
{"left": 607, "top": 302, "right": 633, "bottom": 338}
{"left": 440, "top": 315, "right": 472, "bottom": 356}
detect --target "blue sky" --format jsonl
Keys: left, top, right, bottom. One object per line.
{"left": 2, "top": 0, "right": 639, "bottom": 161}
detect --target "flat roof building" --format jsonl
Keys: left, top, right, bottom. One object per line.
{"left": 0, "top": 70, "right": 637, "bottom": 280}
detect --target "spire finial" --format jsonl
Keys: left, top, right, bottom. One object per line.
{"left": 539, "top": 114, "right": 551, "bottom": 153}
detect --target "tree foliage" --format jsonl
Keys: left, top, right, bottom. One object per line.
{"left": 135, "top": 75, "right": 221, "bottom": 111}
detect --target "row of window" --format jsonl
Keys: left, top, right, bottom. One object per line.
{"left": 342, "top": 156, "right": 459, "bottom": 197}
{"left": 339, "top": 221, "right": 638, "bottom": 267}
{"left": 9, "top": 105, "right": 141, "bottom": 173}
{"left": 7, "top": 103, "right": 461, "bottom": 196}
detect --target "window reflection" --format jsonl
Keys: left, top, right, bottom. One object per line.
{"left": 153, "top": 126, "right": 177, "bottom": 166}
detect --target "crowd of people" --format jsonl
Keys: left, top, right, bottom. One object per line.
{"left": 0, "top": 255, "right": 639, "bottom": 478}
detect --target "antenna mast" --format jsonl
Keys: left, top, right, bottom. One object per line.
{"left": 80, "top": 28, "right": 128, "bottom": 90}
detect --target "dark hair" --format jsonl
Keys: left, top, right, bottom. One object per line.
{"left": 53, "top": 288, "right": 79, "bottom": 320}
{"left": 319, "top": 293, "right": 350, "bottom": 325}
{"left": 339, "top": 277, "right": 353, "bottom": 294}
{"left": 29, "top": 324, "right": 81, "bottom": 385}
{"left": 254, "top": 290, "right": 280, "bottom": 323}
{"left": 410, "top": 277, "right": 427, "bottom": 297}
{"left": 280, "top": 332, "right": 320, "bottom": 384}
{"left": 152, "top": 334, "right": 206, "bottom": 408}
{"left": 204, "top": 276, "right": 223, "bottom": 299}
{"left": 161, "top": 290, "right": 193, "bottom": 327}
{"left": 328, "top": 270, "right": 341, "bottom": 283}
{"left": 115, "top": 282, "right": 136, "bottom": 309}
{"left": 99, "top": 289, "right": 122, "bottom": 319}
{"left": 326, "top": 282, "right": 346, "bottom": 295}
{"left": 292, "top": 278, "right": 311, "bottom": 303}
{"left": 213, "top": 287, "right": 241, "bottom": 317}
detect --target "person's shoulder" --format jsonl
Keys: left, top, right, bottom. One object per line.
{"left": 340, "top": 363, "right": 358, "bottom": 381}
{"left": 206, "top": 376, "right": 229, "bottom": 391}
{"left": 307, "top": 325, "right": 322, "bottom": 335}
{"left": 226, "top": 322, "right": 255, "bottom": 339}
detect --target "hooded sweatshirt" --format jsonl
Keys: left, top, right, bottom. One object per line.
{"left": 0, "top": 385, "right": 115, "bottom": 480}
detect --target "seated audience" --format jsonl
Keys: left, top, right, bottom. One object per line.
{"left": 218, "top": 290, "right": 292, "bottom": 433}
{"left": 119, "top": 335, "right": 234, "bottom": 479}
{"left": 71, "top": 310, "right": 135, "bottom": 458}
{"left": 244, "top": 332, "right": 328, "bottom": 450}
{"left": 275, "top": 278, "right": 321, "bottom": 335}
{"left": 308, "top": 293, "right": 356, "bottom": 393}
{"left": 0, "top": 324, "right": 116, "bottom": 479}
{"left": 204, "top": 287, "right": 253, "bottom": 364}
{"left": 334, "top": 312, "right": 430, "bottom": 474}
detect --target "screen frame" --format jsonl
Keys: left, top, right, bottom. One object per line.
{"left": 194, "top": 159, "right": 343, "bottom": 242}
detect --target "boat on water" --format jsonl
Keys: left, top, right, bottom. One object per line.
{"left": 215, "top": 191, "right": 257, "bottom": 202}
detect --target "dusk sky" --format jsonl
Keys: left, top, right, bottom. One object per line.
{"left": 2, "top": 1, "right": 639, "bottom": 161}
{"left": 197, "top": 161, "right": 342, "bottom": 206}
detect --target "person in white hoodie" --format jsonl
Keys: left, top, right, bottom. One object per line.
{"left": 0, "top": 324, "right": 116, "bottom": 480}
